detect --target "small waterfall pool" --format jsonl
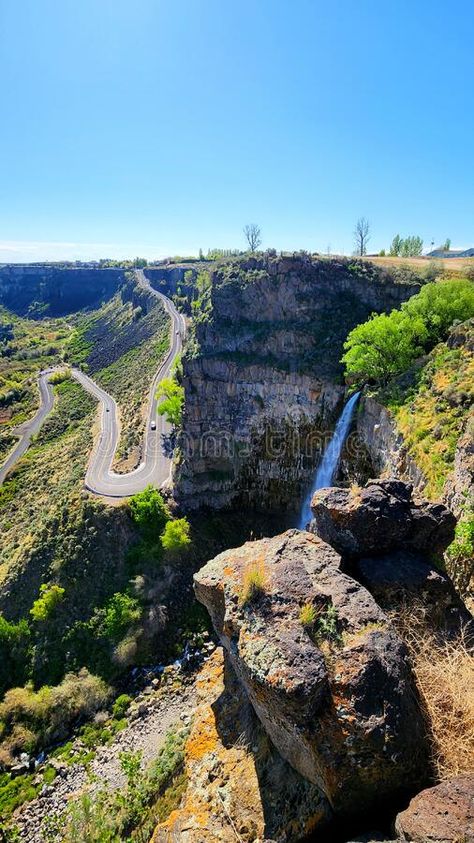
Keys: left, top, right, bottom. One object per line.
{"left": 298, "top": 391, "right": 360, "bottom": 530}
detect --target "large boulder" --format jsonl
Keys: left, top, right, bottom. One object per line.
{"left": 311, "top": 479, "right": 456, "bottom": 560}
{"left": 395, "top": 775, "right": 474, "bottom": 842}
{"left": 194, "top": 530, "right": 430, "bottom": 816}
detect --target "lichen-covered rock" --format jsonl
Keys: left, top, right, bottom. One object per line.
{"left": 152, "top": 648, "right": 331, "bottom": 842}
{"left": 311, "top": 479, "right": 456, "bottom": 560}
{"left": 194, "top": 530, "right": 430, "bottom": 816}
{"left": 395, "top": 775, "right": 474, "bottom": 842}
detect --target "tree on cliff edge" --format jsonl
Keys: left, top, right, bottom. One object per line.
{"left": 243, "top": 223, "right": 262, "bottom": 252}
{"left": 354, "top": 217, "right": 370, "bottom": 256}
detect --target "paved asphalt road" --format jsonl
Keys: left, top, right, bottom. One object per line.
{"left": 0, "top": 271, "right": 187, "bottom": 497}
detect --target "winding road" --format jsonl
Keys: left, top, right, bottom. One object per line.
{"left": 0, "top": 271, "right": 186, "bottom": 497}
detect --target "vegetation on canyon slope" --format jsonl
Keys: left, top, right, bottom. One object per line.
{"left": 0, "top": 307, "right": 72, "bottom": 460}
{"left": 66, "top": 287, "right": 170, "bottom": 469}
{"left": 342, "top": 278, "right": 474, "bottom": 386}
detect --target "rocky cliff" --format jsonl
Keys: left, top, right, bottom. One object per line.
{"left": 355, "top": 320, "right": 474, "bottom": 518}
{"left": 175, "top": 256, "right": 420, "bottom": 512}
{"left": 152, "top": 480, "right": 471, "bottom": 842}
{"left": 0, "top": 264, "right": 124, "bottom": 316}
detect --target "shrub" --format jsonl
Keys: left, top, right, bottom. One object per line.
{"left": 49, "top": 368, "right": 71, "bottom": 385}
{"left": 299, "top": 603, "right": 317, "bottom": 628}
{"left": 239, "top": 562, "right": 267, "bottom": 606}
{"left": 445, "top": 511, "right": 474, "bottom": 600}
{"left": 112, "top": 694, "right": 132, "bottom": 720}
{"left": 30, "top": 584, "right": 65, "bottom": 622}
{"left": 316, "top": 602, "right": 340, "bottom": 643}
{"left": 129, "top": 486, "right": 170, "bottom": 539}
{"left": 0, "top": 670, "right": 111, "bottom": 758}
{"left": 0, "top": 615, "right": 30, "bottom": 695}
{"left": 161, "top": 518, "right": 191, "bottom": 555}
{"left": 101, "top": 593, "right": 142, "bottom": 641}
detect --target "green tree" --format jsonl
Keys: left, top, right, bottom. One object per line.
{"left": 443, "top": 238, "right": 451, "bottom": 251}
{"left": 401, "top": 235, "right": 423, "bottom": 257}
{"left": 129, "top": 486, "right": 170, "bottom": 538}
{"left": 342, "top": 310, "right": 425, "bottom": 386}
{"left": 390, "top": 234, "right": 403, "bottom": 256}
{"left": 101, "top": 593, "right": 141, "bottom": 640}
{"left": 156, "top": 377, "right": 184, "bottom": 427}
{"left": 402, "top": 278, "right": 474, "bottom": 345}
{"left": 161, "top": 518, "right": 191, "bottom": 555}
{"left": 342, "top": 278, "right": 474, "bottom": 387}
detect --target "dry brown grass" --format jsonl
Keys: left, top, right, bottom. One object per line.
{"left": 394, "top": 606, "right": 474, "bottom": 779}
{"left": 366, "top": 255, "right": 474, "bottom": 275}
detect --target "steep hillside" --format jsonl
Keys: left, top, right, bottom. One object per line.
{"left": 0, "top": 308, "right": 72, "bottom": 462}
{"left": 176, "top": 255, "right": 421, "bottom": 512}
{"left": 67, "top": 278, "right": 170, "bottom": 470}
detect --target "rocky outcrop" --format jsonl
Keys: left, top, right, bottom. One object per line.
{"left": 310, "top": 480, "right": 471, "bottom": 633}
{"left": 194, "top": 529, "right": 430, "bottom": 818}
{"left": 356, "top": 396, "right": 426, "bottom": 492}
{"left": 176, "top": 256, "right": 420, "bottom": 511}
{"left": 395, "top": 775, "right": 474, "bottom": 842}
{"left": 152, "top": 649, "right": 331, "bottom": 842}
{"left": 311, "top": 479, "right": 456, "bottom": 560}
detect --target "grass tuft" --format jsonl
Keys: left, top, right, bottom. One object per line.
{"left": 239, "top": 561, "right": 267, "bottom": 607}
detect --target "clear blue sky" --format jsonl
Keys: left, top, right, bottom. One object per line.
{"left": 1, "top": 0, "right": 473, "bottom": 262}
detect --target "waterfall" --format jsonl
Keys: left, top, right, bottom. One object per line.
{"left": 298, "top": 391, "right": 360, "bottom": 530}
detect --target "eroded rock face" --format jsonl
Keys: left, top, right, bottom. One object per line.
{"left": 152, "top": 648, "right": 331, "bottom": 842}
{"left": 194, "top": 530, "right": 429, "bottom": 815}
{"left": 311, "top": 479, "right": 456, "bottom": 560}
{"left": 395, "top": 775, "right": 474, "bottom": 842}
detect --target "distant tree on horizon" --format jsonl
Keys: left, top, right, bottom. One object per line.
{"left": 443, "top": 238, "right": 451, "bottom": 251}
{"left": 243, "top": 223, "right": 262, "bottom": 252}
{"left": 354, "top": 217, "right": 370, "bottom": 256}
{"left": 390, "top": 234, "right": 423, "bottom": 257}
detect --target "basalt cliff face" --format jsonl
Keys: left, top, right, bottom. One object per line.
{"left": 0, "top": 264, "right": 124, "bottom": 316}
{"left": 175, "top": 256, "right": 419, "bottom": 512}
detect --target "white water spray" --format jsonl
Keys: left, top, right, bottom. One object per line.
{"left": 298, "top": 391, "right": 360, "bottom": 530}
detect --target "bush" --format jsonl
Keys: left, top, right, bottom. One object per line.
{"left": 395, "top": 610, "right": 474, "bottom": 779}
{"left": 161, "top": 518, "right": 191, "bottom": 555}
{"left": 30, "top": 584, "right": 65, "bottom": 622}
{"left": 100, "top": 593, "right": 142, "bottom": 641}
{"left": 112, "top": 694, "right": 132, "bottom": 720}
{"left": 0, "top": 670, "right": 111, "bottom": 759}
{"left": 0, "top": 616, "right": 30, "bottom": 695}
{"left": 239, "top": 562, "right": 267, "bottom": 606}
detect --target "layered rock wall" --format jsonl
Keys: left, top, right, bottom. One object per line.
{"left": 176, "top": 256, "right": 420, "bottom": 511}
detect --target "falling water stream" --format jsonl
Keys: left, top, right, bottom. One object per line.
{"left": 298, "top": 391, "right": 360, "bottom": 529}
